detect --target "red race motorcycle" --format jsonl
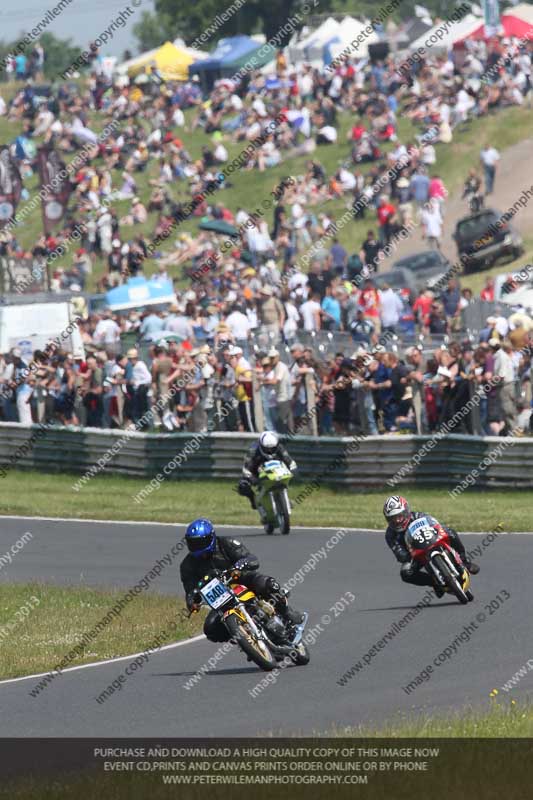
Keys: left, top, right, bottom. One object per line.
{"left": 405, "top": 516, "right": 474, "bottom": 605}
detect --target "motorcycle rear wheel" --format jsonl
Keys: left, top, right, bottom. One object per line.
{"left": 225, "top": 614, "right": 276, "bottom": 671}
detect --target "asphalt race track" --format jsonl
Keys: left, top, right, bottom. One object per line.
{"left": 0, "top": 517, "right": 530, "bottom": 736}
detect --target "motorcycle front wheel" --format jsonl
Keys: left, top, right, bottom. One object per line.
{"left": 225, "top": 614, "right": 277, "bottom": 671}
{"left": 274, "top": 489, "right": 291, "bottom": 535}
{"left": 431, "top": 554, "right": 469, "bottom": 605}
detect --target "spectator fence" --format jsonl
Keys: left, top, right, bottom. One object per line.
{"left": 0, "top": 423, "right": 531, "bottom": 489}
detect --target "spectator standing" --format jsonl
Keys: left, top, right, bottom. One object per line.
{"left": 167, "top": 303, "right": 194, "bottom": 340}
{"left": 480, "top": 144, "right": 500, "bottom": 195}
{"left": 300, "top": 292, "right": 322, "bottom": 332}
{"left": 321, "top": 285, "right": 341, "bottom": 331}
{"left": 350, "top": 309, "right": 375, "bottom": 345}
{"left": 359, "top": 230, "right": 381, "bottom": 276}
{"left": 358, "top": 278, "right": 382, "bottom": 335}
{"left": 376, "top": 195, "right": 397, "bottom": 246}
{"left": 225, "top": 304, "right": 252, "bottom": 343}
{"left": 409, "top": 168, "right": 430, "bottom": 209}
{"left": 307, "top": 262, "right": 333, "bottom": 299}
{"left": 329, "top": 238, "right": 347, "bottom": 275}
{"left": 289, "top": 342, "right": 314, "bottom": 430}
{"left": 231, "top": 347, "right": 255, "bottom": 432}
{"left": 12, "top": 349, "right": 32, "bottom": 425}
{"left": 93, "top": 310, "right": 121, "bottom": 354}
{"left": 82, "top": 355, "right": 104, "bottom": 428}
{"left": 263, "top": 348, "right": 292, "bottom": 433}
{"left": 127, "top": 348, "right": 151, "bottom": 428}
{"left": 258, "top": 355, "right": 277, "bottom": 432}
{"left": 380, "top": 283, "right": 403, "bottom": 334}
{"left": 428, "top": 174, "right": 448, "bottom": 211}
{"left": 420, "top": 198, "right": 443, "bottom": 250}
{"left": 140, "top": 310, "right": 164, "bottom": 340}
{"left": 258, "top": 286, "right": 285, "bottom": 333}
{"left": 441, "top": 279, "right": 461, "bottom": 332}
{"left": 490, "top": 339, "right": 517, "bottom": 434}
{"left": 15, "top": 54, "right": 27, "bottom": 80}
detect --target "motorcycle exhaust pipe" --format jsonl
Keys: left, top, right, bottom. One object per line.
{"left": 291, "top": 611, "right": 309, "bottom": 646}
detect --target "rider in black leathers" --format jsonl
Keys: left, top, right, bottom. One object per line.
{"left": 181, "top": 522, "right": 303, "bottom": 643}
{"left": 238, "top": 431, "right": 297, "bottom": 510}
{"left": 383, "top": 495, "right": 479, "bottom": 592}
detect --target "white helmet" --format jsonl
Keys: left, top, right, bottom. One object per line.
{"left": 259, "top": 431, "right": 279, "bottom": 457}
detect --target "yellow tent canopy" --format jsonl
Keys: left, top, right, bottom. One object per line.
{"left": 127, "top": 41, "right": 193, "bottom": 82}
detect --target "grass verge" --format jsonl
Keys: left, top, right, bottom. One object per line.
{"left": 0, "top": 582, "right": 202, "bottom": 680}
{"left": 0, "top": 469, "right": 527, "bottom": 531}
{"left": 331, "top": 699, "right": 532, "bottom": 737}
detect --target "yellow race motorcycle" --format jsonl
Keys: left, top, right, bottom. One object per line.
{"left": 194, "top": 568, "right": 309, "bottom": 671}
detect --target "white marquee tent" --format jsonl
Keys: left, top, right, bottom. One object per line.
{"left": 326, "top": 16, "right": 379, "bottom": 61}
{"left": 409, "top": 12, "right": 483, "bottom": 52}
{"left": 288, "top": 17, "right": 341, "bottom": 63}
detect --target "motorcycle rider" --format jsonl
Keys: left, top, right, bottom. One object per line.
{"left": 180, "top": 518, "right": 304, "bottom": 642}
{"left": 383, "top": 495, "right": 479, "bottom": 596}
{"left": 238, "top": 431, "right": 297, "bottom": 513}
{"left": 461, "top": 168, "right": 483, "bottom": 211}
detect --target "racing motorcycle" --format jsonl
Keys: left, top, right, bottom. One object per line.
{"left": 193, "top": 568, "right": 309, "bottom": 671}
{"left": 405, "top": 516, "right": 474, "bottom": 605}
{"left": 255, "top": 459, "right": 293, "bottom": 535}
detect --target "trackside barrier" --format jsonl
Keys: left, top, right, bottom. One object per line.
{"left": 0, "top": 424, "right": 531, "bottom": 488}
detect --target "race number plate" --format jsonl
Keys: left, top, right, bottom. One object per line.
{"left": 200, "top": 578, "right": 232, "bottom": 609}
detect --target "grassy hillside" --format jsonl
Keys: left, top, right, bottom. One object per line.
{"left": 1, "top": 78, "right": 532, "bottom": 291}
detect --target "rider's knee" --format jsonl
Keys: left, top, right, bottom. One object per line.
{"left": 238, "top": 478, "right": 252, "bottom": 496}
{"left": 400, "top": 562, "right": 416, "bottom": 582}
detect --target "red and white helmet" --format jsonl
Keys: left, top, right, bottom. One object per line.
{"left": 383, "top": 495, "right": 411, "bottom": 532}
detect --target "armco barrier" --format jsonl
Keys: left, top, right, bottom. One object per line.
{"left": 0, "top": 423, "right": 532, "bottom": 488}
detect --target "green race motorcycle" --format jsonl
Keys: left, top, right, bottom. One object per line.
{"left": 256, "top": 459, "right": 293, "bottom": 535}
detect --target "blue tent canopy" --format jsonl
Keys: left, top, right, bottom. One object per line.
{"left": 189, "top": 35, "right": 274, "bottom": 91}
{"left": 190, "top": 36, "right": 259, "bottom": 73}
{"left": 105, "top": 276, "right": 176, "bottom": 311}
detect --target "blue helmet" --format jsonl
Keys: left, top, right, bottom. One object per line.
{"left": 185, "top": 518, "right": 216, "bottom": 558}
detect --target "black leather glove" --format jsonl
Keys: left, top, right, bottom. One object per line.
{"left": 186, "top": 590, "right": 201, "bottom": 611}
{"left": 394, "top": 547, "right": 411, "bottom": 564}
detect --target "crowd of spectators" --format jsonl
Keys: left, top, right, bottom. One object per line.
{"left": 0, "top": 301, "right": 531, "bottom": 436}
{"left": 0, "top": 22, "right": 532, "bottom": 437}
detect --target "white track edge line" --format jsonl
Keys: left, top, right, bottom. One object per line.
{"left": 0, "top": 515, "right": 530, "bottom": 535}
{"left": 0, "top": 634, "right": 207, "bottom": 687}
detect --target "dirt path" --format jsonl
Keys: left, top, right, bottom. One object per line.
{"left": 381, "top": 135, "right": 533, "bottom": 270}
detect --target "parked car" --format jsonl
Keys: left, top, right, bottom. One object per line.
{"left": 390, "top": 250, "right": 452, "bottom": 290}
{"left": 373, "top": 267, "right": 416, "bottom": 303}
{"left": 452, "top": 208, "right": 524, "bottom": 273}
